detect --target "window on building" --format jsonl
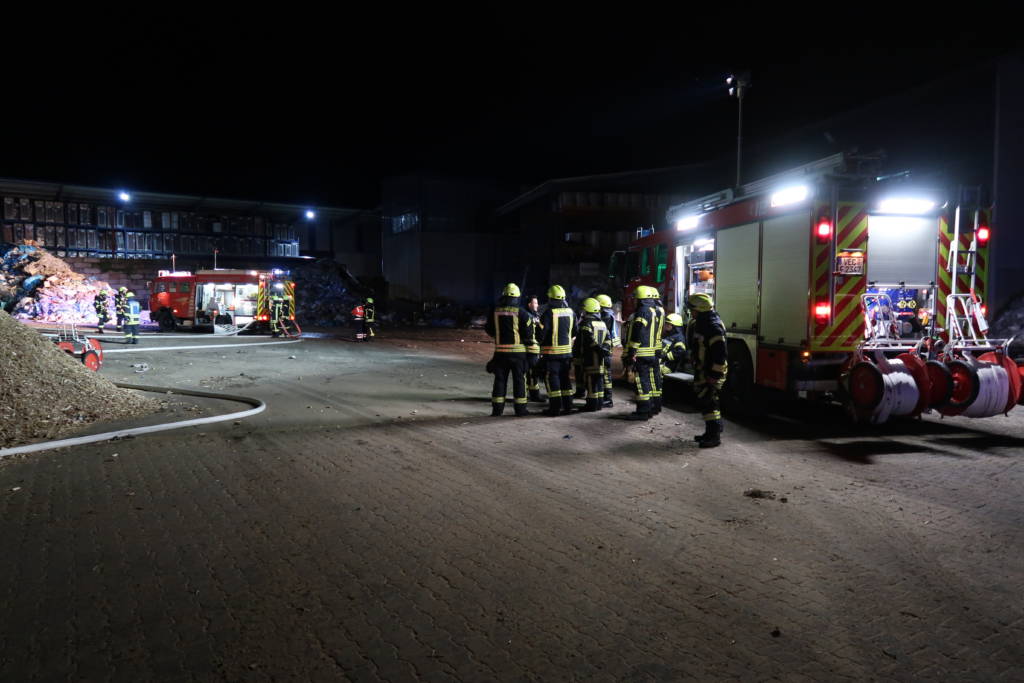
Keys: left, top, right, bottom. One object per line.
{"left": 391, "top": 212, "right": 419, "bottom": 234}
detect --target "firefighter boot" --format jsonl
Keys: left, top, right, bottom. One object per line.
{"left": 626, "top": 401, "right": 651, "bottom": 421}
{"left": 561, "top": 396, "right": 575, "bottom": 414}
{"left": 544, "top": 397, "right": 561, "bottom": 417}
{"left": 694, "top": 420, "right": 725, "bottom": 442}
{"left": 602, "top": 388, "right": 613, "bottom": 408}
{"left": 698, "top": 420, "right": 721, "bottom": 448}
{"left": 651, "top": 396, "right": 662, "bottom": 416}
{"left": 583, "top": 398, "right": 600, "bottom": 412}
{"left": 514, "top": 404, "right": 530, "bottom": 417}
{"left": 529, "top": 389, "right": 542, "bottom": 403}
{"left": 491, "top": 402, "right": 505, "bottom": 417}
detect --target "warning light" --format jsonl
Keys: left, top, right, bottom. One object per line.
{"left": 977, "top": 226, "right": 991, "bottom": 245}
{"left": 980, "top": 304, "right": 988, "bottom": 317}
{"left": 816, "top": 218, "right": 833, "bottom": 242}
{"left": 814, "top": 303, "right": 831, "bottom": 320}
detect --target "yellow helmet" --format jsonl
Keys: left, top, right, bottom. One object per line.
{"left": 595, "top": 294, "right": 613, "bottom": 308}
{"left": 634, "top": 285, "right": 658, "bottom": 300}
{"left": 687, "top": 293, "right": 713, "bottom": 312}
{"left": 502, "top": 283, "right": 521, "bottom": 297}
{"left": 582, "top": 298, "right": 601, "bottom": 313}
{"left": 547, "top": 284, "right": 566, "bottom": 300}
{"left": 666, "top": 313, "right": 684, "bottom": 327}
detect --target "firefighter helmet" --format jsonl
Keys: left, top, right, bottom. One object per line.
{"left": 502, "top": 283, "right": 520, "bottom": 298}
{"left": 547, "top": 284, "right": 566, "bottom": 300}
{"left": 126, "top": 292, "right": 136, "bottom": 298}
{"left": 596, "top": 294, "right": 613, "bottom": 308}
{"left": 634, "top": 285, "right": 659, "bottom": 300}
{"left": 118, "top": 286, "right": 127, "bottom": 292}
{"left": 666, "top": 313, "right": 684, "bottom": 327}
{"left": 582, "top": 298, "right": 601, "bottom": 313}
{"left": 366, "top": 297, "right": 374, "bottom": 303}
{"left": 687, "top": 293, "right": 713, "bottom": 312}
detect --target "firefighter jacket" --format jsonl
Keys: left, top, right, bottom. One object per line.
{"left": 364, "top": 302, "right": 376, "bottom": 323}
{"left": 126, "top": 299, "right": 141, "bottom": 325}
{"left": 269, "top": 294, "right": 286, "bottom": 321}
{"left": 654, "top": 302, "right": 666, "bottom": 358}
{"left": 524, "top": 309, "right": 541, "bottom": 355}
{"left": 600, "top": 307, "right": 621, "bottom": 348}
{"left": 93, "top": 294, "right": 108, "bottom": 316}
{"left": 687, "top": 311, "right": 728, "bottom": 380}
{"left": 539, "top": 300, "right": 576, "bottom": 358}
{"left": 574, "top": 314, "right": 611, "bottom": 371}
{"left": 485, "top": 297, "right": 534, "bottom": 355}
{"left": 114, "top": 291, "right": 127, "bottom": 314}
{"left": 660, "top": 329, "right": 689, "bottom": 373}
{"left": 624, "top": 300, "right": 660, "bottom": 359}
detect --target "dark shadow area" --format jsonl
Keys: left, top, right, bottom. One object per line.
{"left": 814, "top": 439, "right": 933, "bottom": 465}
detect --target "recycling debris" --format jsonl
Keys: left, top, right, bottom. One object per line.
{"left": 0, "top": 310, "right": 157, "bottom": 448}
{"left": 1, "top": 242, "right": 116, "bottom": 325}
{"left": 992, "top": 290, "right": 1024, "bottom": 357}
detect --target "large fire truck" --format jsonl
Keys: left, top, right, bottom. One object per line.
{"left": 149, "top": 268, "right": 296, "bottom": 333}
{"left": 617, "top": 153, "right": 1023, "bottom": 423}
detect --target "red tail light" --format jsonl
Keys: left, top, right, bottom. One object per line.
{"left": 816, "top": 218, "right": 833, "bottom": 243}
{"left": 977, "top": 226, "right": 990, "bottom": 245}
{"left": 980, "top": 304, "right": 988, "bottom": 317}
{"left": 814, "top": 303, "right": 831, "bottom": 320}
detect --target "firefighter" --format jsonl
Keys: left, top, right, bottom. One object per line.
{"left": 484, "top": 283, "right": 534, "bottom": 416}
{"left": 114, "top": 286, "right": 128, "bottom": 332}
{"left": 269, "top": 285, "right": 287, "bottom": 337}
{"left": 123, "top": 291, "right": 141, "bottom": 345}
{"left": 595, "top": 294, "right": 620, "bottom": 407}
{"left": 574, "top": 298, "right": 611, "bottom": 411}
{"left": 93, "top": 290, "right": 110, "bottom": 334}
{"left": 660, "top": 313, "right": 690, "bottom": 376}
{"left": 364, "top": 297, "right": 377, "bottom": 341}
{"left": 621, "top": 285, "right": 661, "bottom": 421}
{"left": 572, "top": 298, "right": 587, "bottom": 400}
{"left": 650, "top": 290, "right": 667, "bottom": 415}
{"left": 351, "top": 302, "right": 366, "bottom": 341}
{"left": 539, "top": 284, "right": 577, "bottom": 416}
{"left": 524, "top": 294, "right": 544, "bottom": 402}
{"left": 687, "top": 293, "right": 728, "bottom": 448}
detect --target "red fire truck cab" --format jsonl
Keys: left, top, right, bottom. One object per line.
{"left": 149, "top": 269, "right": 296, "bottom": 332}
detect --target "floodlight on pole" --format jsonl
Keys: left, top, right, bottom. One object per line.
{"left": 727, "top": 72, "right": 751, "bottom": 190}
{"left": 118, "top": 191, "right": 131, "bottom": 202}
{"left": 305, "top": 210, "right": 316, "bottom": 220}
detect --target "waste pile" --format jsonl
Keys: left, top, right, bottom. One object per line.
{"left": 1, "top": 242, "right": 116, "bottom": 325}
{"left": 290, "top": 259, "right": 368, "bottom": 327}
{"left": 991, "top": 290, "right": 1024, "bottom": 358}
{"left": 0, "top": 310, "right": 157, "bottom": 448}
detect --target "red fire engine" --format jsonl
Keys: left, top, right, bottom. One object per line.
{"left": 149, "top": 269, "right": 296, "bottom": 333}
{"left": 615, "top": 153, "right": 1023, "bottom": 423}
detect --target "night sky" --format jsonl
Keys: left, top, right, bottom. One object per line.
{"left": 4, "top": 10, "right": 1021, "bottom": 208}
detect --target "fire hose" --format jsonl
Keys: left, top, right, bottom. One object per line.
{"left": 0, "top": 384, "right": 265, "bottom": 458}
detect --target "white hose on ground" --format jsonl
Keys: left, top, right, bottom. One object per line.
{"left": 0, "top": 384, "right": 265, "bottom": 458}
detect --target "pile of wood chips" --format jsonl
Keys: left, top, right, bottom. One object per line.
{"left": 0, "top": 310, "right": 157, "bottom": 449}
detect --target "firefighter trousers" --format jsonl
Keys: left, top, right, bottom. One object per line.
{"left": 123, "top": 324, "right": 139, "bottom": 344}
{"left": 491, "top": 354, "right": 528, "bottom": 407}
{"left": 543, "top": 357, "right": 573, "bottom": 400}
{"left": 632, "top": 357, "right": 657, "bottom": 413}
{"left": 694, "top": 374, "right": 725, "bottom": 421}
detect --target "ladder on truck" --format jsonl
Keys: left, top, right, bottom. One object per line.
{"left": 945, "top": 187, "right": 999, "bottom": 351}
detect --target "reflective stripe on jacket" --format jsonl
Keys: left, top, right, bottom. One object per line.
{"left": 625, "top": 301, "right": 659, "bottom": 358}
{"left": 540, "top": 303, "right": 575, "bottom": 357}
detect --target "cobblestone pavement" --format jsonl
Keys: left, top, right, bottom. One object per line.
{"left": 1, "top": 333, "right": 1022, "bottom": 681}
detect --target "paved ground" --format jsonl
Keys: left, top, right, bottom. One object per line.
{"left": 1, "top": 328, "right": 1022, "bottom": 681}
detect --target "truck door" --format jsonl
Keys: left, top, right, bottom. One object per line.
{"left": 865, "top": 214, "right": 939, "bottom": 339}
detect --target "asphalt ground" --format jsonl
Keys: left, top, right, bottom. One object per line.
{"left": 1, "top": 327, "right": 1022, "bottom": 681}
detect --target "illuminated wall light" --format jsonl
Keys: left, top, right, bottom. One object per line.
{"left": 693, "top": 238, "right": 715, "bottom": 249}
{"left": 676, "top": 215, "right": 700, "bottom": 231}
{"left": 770, "top": 185, "right": 809, "bottom": 208}
{"left": 878, "top": 197, "right": 935, "bottom": 214}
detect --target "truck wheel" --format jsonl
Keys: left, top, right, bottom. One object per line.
{"left": 722, "top": 341, "right": 755, "bottom": 415}
{"left": 158, "top": 310, "right": 176, "bottom": 332}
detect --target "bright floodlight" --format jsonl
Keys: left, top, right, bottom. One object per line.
{"left": 118, "top": 191, "right": 131, "bottom": 202}
{"left": 770, "top": 185, "right": 809, "bottom": 208}
{"left": 878, "top": 197, "right": 936, "bottom": 215}
{"left": 676, "top": 215, "right": 700, "bottom": 231}
{"left": 305, "top": 210, "right": 316, "bottom": 220}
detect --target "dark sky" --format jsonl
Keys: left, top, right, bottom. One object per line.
{"left": 3, "top": 9, "right": 1021, "bottom": 208}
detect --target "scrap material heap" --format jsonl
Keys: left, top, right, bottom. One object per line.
{"left": 1, "top": 242, "right": 116, "bottom": 325}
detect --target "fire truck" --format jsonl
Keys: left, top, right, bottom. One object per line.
{"left": 617, "top": 153, "right": 1023, "bottom": 423}
{"left": 149, "top": 268, "right": 296, "bottom": 333}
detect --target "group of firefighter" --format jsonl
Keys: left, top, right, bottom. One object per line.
{"left": 92, "top": 287, "right": 142, "bottom": 344}
{"left": 485, "top": 283, "right": 729, "bottom": 448}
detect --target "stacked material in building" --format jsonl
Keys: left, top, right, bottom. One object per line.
{"left": 992, "top": 290, "right": 1024, "bottom": 358}
{"left": 291, "top": 259, "right": 368, "bottom": 327}
{"left": 0, "top": 310, "right": 157, "bottom": 448}
{"left": 0, "top": 242, "right": 116, "bottom": 325}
